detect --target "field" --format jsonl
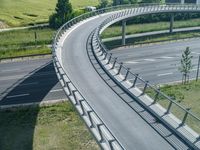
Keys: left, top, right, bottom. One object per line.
{"left": 0, "top": 101, "right": 99, "bottom": 150}
{"left": 0, "top": 0, "right": 99, "bottom": 27}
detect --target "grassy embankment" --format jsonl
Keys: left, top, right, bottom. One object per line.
{"left": 0, "top": 27, "right": 55, "bottom": 59}
{"left": 0, "top": 0, "right": 99, "bottom": 27}
{"left": 146, "top": 80, "right": 200, "bottom": 134}
{"left": 0, "top": 101, "right": 99, "bottom": 150}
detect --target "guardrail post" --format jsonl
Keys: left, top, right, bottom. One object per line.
{"left": 124, "top": 68, "right": 130, "bottom": 81}
{"left": 72, "top": 90, "right": 78, "bottom": 105}
{"left": 117, "top": 62, "right": 123, "bottom": 75}
{"left": 66, "top": 81, "right": 72, "bottom": 96}
{"left": 107, "top": 53, "right": 113, "bottom": 64}
{"left": 131, "top": 74, "right": 139, "bottom": 88}
{"left": 153, "top": 88, "right": 160, "bottom": 104}
{"left": 104, "top": 53, "right": 108, "bottom": 60}
{"left": 142, "top": 81, "right": 149, "bottom": 95}
{"left": 108, "top": 139, "right": 115, "bottom": 150}
{"left": 87, "top": 110, "right": 94, "bottom": 128}
{"left": 111, "top": 58, "right": 117, "bottom": 69}
{"left": 180, "top": 108, "right": 191, "bottom": 126}
{"left": 97, "top": 124, "right": 104, "bottom": 142}
{"left": 79, "top": 99, "right": 85, "bottom": 116}
{"left": 166, "top": 100, "right": 173, "bottom": 114}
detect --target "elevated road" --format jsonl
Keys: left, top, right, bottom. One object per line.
{"left": 53, "top": 4, "right": 200, "bottom": 149}
{"left": 60, "top": 13, "right": 187, "bottom": 150}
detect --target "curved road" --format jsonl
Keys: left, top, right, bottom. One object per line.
{"left": 60, "top": 13, "right": 188, "bottom": 149}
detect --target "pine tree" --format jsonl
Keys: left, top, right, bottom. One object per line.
{"left": 179, "top": 47, "right": 193, "bottom": 84}
{"left": 49, "top": 0, "right": 72, "bottom": 28}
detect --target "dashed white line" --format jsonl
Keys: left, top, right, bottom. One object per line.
{"left": 1, "top": 68, "right": 20, "bottom": 72}
{"left": 157, "top": 72, "right": 173, "bottom": 77}
{"left": 160, "top": 56, "right": 174, "bottom": 59}
{"left": 125, "top": 61, "right": 139, "bottom": 64}
{"left": 192, "top": 52, "right": 200, "bottom": 55}
{"left": 50, "top": 89, "right": 63, "bottom": 93}
{"left": 6, "top": 93, "right": 30, "bottom": 99}
{"left": 144, "top": 59, "right": 156, "bottom": 62}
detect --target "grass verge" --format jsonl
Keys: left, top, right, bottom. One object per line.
{"left": 0, "top": 47, "right": 51, "bottom": 59}
{"left": 0, "top": 101, "right": 99, "bottom": 150}
{"left": 146, "top": 80, "right": 200, "bottom": 134}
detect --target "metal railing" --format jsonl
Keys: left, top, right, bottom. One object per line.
{"left": 52, "top": 3, "right": 200, "bottom": 149}
{"left": 90, "top": 3, "right": 200, "bottom": 147}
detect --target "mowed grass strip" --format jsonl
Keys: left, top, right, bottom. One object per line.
{"left": 146, "top": 80, "right": 200, "bottom": 134}
{"left": 0, "top": 101, "right": 99, "bottom": 150}
{"left": 0, "top": 47, "right": 51, "bottom": 59}
{"left": 0, "top": 0, "right": 99, "bottom": 27}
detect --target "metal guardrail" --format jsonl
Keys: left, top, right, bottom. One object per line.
{"left": 52, "top": 54, "right": 125, "bottom": 150}
{"left": 52, "top": 3, "right": 200, "bottom": 149}
{"left": 90, "top": 3, "right": 200, "bottom": 148}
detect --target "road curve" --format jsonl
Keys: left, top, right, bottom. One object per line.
{"left": 54, "top": 5, "right": 200, "bottom": 150}
{"left": 61, "top": 13, "right": 175, "bottom": 149}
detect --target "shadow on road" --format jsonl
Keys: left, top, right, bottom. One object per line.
{"left": 0, "top": 61, "right": 59, "bottom": 150}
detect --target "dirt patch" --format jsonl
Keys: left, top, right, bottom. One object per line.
{"left": 0, "top": 21, "right": 9, "bottom": 29}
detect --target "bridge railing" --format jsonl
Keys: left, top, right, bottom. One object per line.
{"left": 52, "top": 54, "right": 125, "bottom": 150}
{"left": 90, "top": 4, "right": 200, "bottom": 148}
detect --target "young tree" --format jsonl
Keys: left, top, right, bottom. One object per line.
{"left": 49, "top": 0, "right": 72, "bottom": 29}
{"left": 179, "top": 47, "right": 193, "bottom": 84}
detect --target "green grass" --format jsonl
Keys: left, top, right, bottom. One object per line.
{"left": 0, "top": 101, "right": 99, "bottom": 150}
{"left": 0, "top": 27, "right": 55, "bottom": 51}
{"left": 146, "top": 80, "right": 200, "bottom": 134}
{"left": 0, "top": 0, "right": 99, "bottom": 27}
{"left": 101, "top": 18, "right": 200, "bottom": 39}
{"left": 0, "top": 47, "right": 51, "bottom": 59}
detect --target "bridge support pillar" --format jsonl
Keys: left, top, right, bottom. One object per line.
{"left": 170, "top": 13, "right": 174, "bottom": 33}
{"left": 122, "top": 20, "right": 126, "bottom": 46}
{"left": 181, "top": 0, "right": 185, "bottom": 4}
{"left": 197, "top": 0, "right": 200, "bottom": 4}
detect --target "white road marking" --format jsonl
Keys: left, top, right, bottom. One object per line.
{"left": 192, "top": 52, "right": 200, "bottom": 55}
{"left": 160, "top": 56, "right": 174, "bottom": 59}
{"left": 6, "top": 93, "right": 30, "bottom": 99}
{"left": 19, "top": 82, "right": 38, "bottom": 86}
{"left": 1, "top": 68, "right": 20, "bottom": 72}
{"left": 50, "top": 89, "right": 63, "bottom": 93}
{"left": 125, "top": 61, "right": 139, "bottom": 64}
{"left": 191, "top": 68, "right": 197, "bottom": 71}
{"left": 144, "top": 59, "right": 156, "bottom": 62}
{"left": 157, "top": 72, "right": 173, "bottom": 77}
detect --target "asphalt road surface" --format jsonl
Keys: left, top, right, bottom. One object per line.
{"left": 112, "top": 38, "right": 200, "bottom": 85}
{"left": 0, "top": 58, "right": 66, "bottom": 106}
{"left": 61, "top": 13, "right": 190, "bottom": 149}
